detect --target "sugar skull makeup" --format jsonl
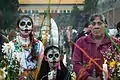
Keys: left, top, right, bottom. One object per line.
{"left": 19, "top": 17, "right": 33, "bottom": 31}
{"left": 47, "top": 48, "right": 60, "bottom": 63}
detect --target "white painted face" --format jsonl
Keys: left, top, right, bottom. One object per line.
{"left": 19, "top": 17, "right": 33, "bottom": 35}
{"left": 47, "top": 48, "right": 60, "bottom": 64}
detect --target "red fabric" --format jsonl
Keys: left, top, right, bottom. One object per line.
{"left": 72, "top": 33, "right": 119, "bottom": 80}
{"left": 12, "top": 40, "right": 16, "bottom": 42}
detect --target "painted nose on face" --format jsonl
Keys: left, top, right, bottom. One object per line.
{"left": 52, "top": 57, "right": 56, "bottom": 60}
{"left": 25, "top": 25, "right": 28, "bottom": 28}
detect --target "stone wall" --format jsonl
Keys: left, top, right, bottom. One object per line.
{"left": 103, "top": 7, "right": 120, "bottom": 28}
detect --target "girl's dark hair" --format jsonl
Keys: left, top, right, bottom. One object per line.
{"left": 44, "top": 45, "right": 60, "bottom": 56}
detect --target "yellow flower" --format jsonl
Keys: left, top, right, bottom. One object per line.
{"left": 109, "top": 61, "right": 116, "bottom": 69}
{"left": 0, "top": 68, "right": 4, "bottom": 80}
{"left": 71, "top": 72, "right": 76, "bottom": 80}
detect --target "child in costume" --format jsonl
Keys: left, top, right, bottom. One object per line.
{"left": 2, "top": 15, "right": 44, "bottom": 80}
{"left": 37, "top": 45, "right": 71, "bottom": 80}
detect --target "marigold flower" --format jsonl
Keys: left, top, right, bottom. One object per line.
{"left": 109, "top": 61, "right": 116, "bottom": 69}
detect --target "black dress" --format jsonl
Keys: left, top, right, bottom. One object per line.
{"left": 37, "top": 60, "right": 71, "bottom": 80}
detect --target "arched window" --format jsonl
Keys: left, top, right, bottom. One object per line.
{"left": 36, "top": 10, "right": 39, "bottom": 14}
{"left": 67, "top": 10, "right": 70, "bottom": 13}
{"left": 24, "top": 10, "right": 27, "bottom": 13}
{"left": 28, "top": 10, "right": 31, "bottom": 14}
{"left": 60, "top": 10, "right": 62, "bottom": 13}
{"left": 64, "top": 10, "right": 66, "bottom": 13}
{"left": 32, "top": 10, "right": 35, "bottom": 13}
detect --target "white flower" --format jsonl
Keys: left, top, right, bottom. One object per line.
{"left": 12, "top": 52, "right": 17, "bottom": 59}
{"left": 2, "top": 41, "right": 15, "bottom": 55}
{"left": 12, "top": 51, "right": 20, "bottom": 60}
{"left": 48, "top": 70, "right": 56, "bottom": 80}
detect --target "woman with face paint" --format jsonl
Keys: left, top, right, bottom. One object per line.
{"left": 2, "top": 15, "right": 44, "bottom": 80}
{"left": 37, "top": 45, "right": 71, "bottom": 80}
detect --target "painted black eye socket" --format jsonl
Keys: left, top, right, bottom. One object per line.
{"left": 27, "top": 22, "right": 32, "bottom": 26}
{"left": 55, "top": 54, "right": 59, "bottom": 58}
{"left": 20, "top": 22, "right": 25, "bottom": 26}
{"left": 48, "top": 54, "right": 53, "bottom": 58}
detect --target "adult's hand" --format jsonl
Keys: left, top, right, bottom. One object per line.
{"left": 96, "top": 76, "right": 101, "bottom": 80}
{"left": 87, "top": 76, "right": 97, "bottom": 80}
{"left": 87, "top": 76, "right": 101, "bottom": 80}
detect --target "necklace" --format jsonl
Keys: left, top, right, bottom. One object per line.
{"left": 15, "top": 36, "right": 32, "bottom": 69}
{"left": 19, "top": 36, "right": 30, "bottom": 46}
{"left": 16, "top": 36, "right": 32, "bottom": 51}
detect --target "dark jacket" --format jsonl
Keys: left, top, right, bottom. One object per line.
{"left": 37, "top": 60, "right": 71, "bottom": 80}
{"left": 115, "top": 33, "right": 120, "bottom": 39}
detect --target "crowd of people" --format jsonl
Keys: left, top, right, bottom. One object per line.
{"left": 0, "top": 12, "right": 120, "bottom": 80}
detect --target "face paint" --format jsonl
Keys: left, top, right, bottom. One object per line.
{"left": 19, "top": 17, "right": 33, "bottom": 36}
{"left": 47, "top": 48, "right": 60, "bottom": 63}
{"left": 19, "top": 17, "right": 32, "bottom": 31}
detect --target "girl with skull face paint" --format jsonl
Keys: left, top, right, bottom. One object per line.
{"left": 37, "top": 45, "right": 71, "bottom": 80}
{"left": 2, "top": 15, "right": 44, "bottom": 80}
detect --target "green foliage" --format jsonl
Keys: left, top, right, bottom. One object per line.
{"left": 53, "top": 5, "right": 82, "bottom": 29}
{"left": 55, "top": 5, "right": 82, "bottom": 29}
{"left": 0, "top": 55, "right": 20, "bottom": 80}
{"left": 55, "top": 13, "right": 71, "bottom": 29}
{"left": 0, "top": 0, "right": 19, "bottom": 30}
{"left": 71, "top": 5, "right": 81, "bottom": 15}
{"left": 54, "top": 5, "right": 88, "bottom": 30}
{"left": 84, "top": 0, "right": 98, "bottom": 13}
{"left": 70, "top": 5, "right": 81, "bottom": 29}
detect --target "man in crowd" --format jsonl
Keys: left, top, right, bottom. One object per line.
{"left": 72, "top": 14, "right": 120, "bottom": 80}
